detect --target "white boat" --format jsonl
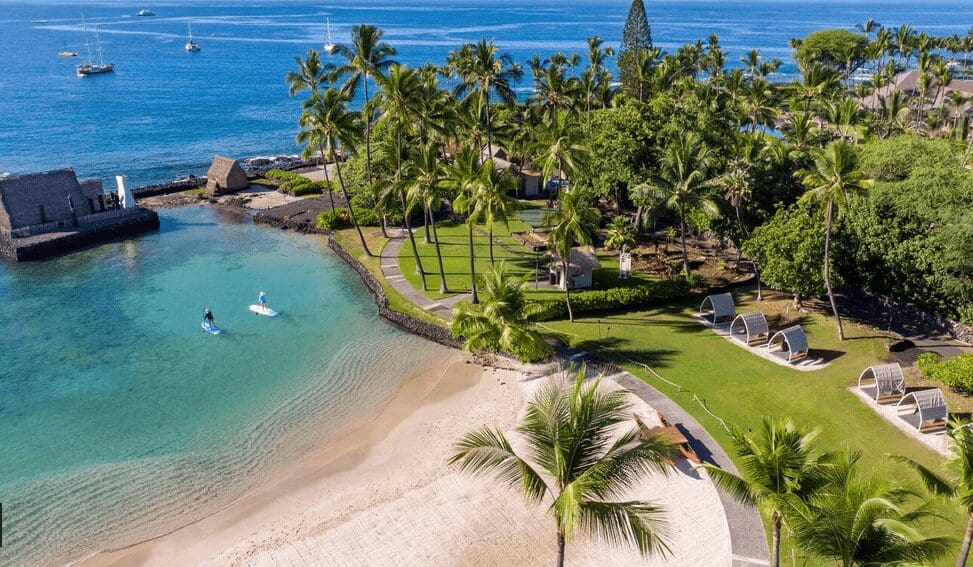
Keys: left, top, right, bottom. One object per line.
{"left": 323, "top": 18, "right": 335, "bottom": 54}
{"left": 31, "top": 19, "right": 49, "bottom": 24}
{"left": 77, "top": 14, "right": 114, "bottom": 76}
{"left": 137, "top": 9, "right": 155, "bottom": 17}
{"left": 185, "top": 22, "right": 200, "bottom": 52}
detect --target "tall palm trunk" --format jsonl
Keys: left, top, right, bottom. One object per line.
{"left": 467, "top": 222, "right": 478, "bottom": 304}
{"left": 396, "top": 128, "right": 427, "bottom": 289}
{"left": 823, "top": 199, "right": 844, "bottom": 340}
{"left": 424, "top": 206, "right": 432, "bottom": 244}
{"left": 771, "top": 511, "right": 781, "bottom": 567}
{"left": 556, "top": 528, "right": 566, "bottom": 567}
{"left": 484, "top": 93, "right": 494, "bottom": 159}
{"left": 563, "top": 257, "right": 574, "bottom": 322}
{"left": 430, "top": 213, "right": 448, "bottom": 294}
{"left": 679, "top": 204, "right": 690, "bottom": 275}
{"left": 488, "top": 225, "right": 495, "bottom": 265}
{"left": 957, "top": 513, "right": 973, "bottom": 567}
{"left": 333, "top": 151, "right": 372, "bottom": 257}
{"left": 319, "top": 148, "right": 336, "bottom": 214}
{"left": 363, "top": 75, "right": 373, "bottom": 183}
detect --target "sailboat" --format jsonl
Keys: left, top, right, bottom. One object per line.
{"left": 77, "top": 13, "right": 114, "bottom": 76}
{"left": 323, "top": 18, "right": 335, "bottom": 54}
{"left": 185, "top": 22, "right": 200, "bottom": 52}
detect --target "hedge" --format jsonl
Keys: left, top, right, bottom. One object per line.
{"left": 917, "top": 352, "right": 973, "bottom": 394}
{"left": 531, "top": 277, "right": 692, "bottom": 321}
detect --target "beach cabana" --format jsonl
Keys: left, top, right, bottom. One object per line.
{"left": 857, "top": 363, "right": 907, "bottom": 403}
{"left": 730, "top": 312, "right": 770, "bottom": 345}
{"left": 895, "top": 388, "right": 948, "bottom": 432}
{"left": 767, "top": 325, "right": 809, "bottom": 363}
{"left": 699, "top": 293, "right": 735, "bottom": 324}
{"left": 206, "top": 155, "right": 248, "bottom": 196}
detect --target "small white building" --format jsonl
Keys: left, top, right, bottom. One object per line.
{"left": 550, "top": 246, "right": 601, "bottom": 290}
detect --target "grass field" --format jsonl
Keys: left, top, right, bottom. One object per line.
{"left": 540, "top": 288, "right": 964, "bottom": 564}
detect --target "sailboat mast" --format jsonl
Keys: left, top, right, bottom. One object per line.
{"left": 94, "top": 24, "right": 105, "bottom": 65}
{"left": 188, "top": 22, "right": 193, "bottom": 41}
{"left": 81, "top": 11, "right": 93, "bottom": 63}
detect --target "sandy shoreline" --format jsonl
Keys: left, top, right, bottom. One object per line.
{"left": 80, "top": 346, "right": 731, "bottom": 567}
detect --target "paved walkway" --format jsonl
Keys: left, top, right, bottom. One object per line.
{"left": 376, "top": 235, "right": 771, "bottom": 566}
{"left": 380, "top": 232, "right": 468, "bottom": 319}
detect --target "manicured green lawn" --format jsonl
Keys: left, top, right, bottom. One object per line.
{"left": 541, "top": 289, "right": 963, "bottom": 565}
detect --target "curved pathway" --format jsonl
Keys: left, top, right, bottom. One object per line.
{"left": 377, "top": 236, "right": 770, "bottom": 566}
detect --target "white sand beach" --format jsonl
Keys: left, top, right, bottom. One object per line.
{"left": 87, "top": 349, "right": 732, "bottom": 567}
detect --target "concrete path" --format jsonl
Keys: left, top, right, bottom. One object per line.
{"left": 380, "top": 232, "right": 468, "bottom": 320}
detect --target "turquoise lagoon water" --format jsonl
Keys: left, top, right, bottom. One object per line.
{"left": 0, "top": 206, "right": 438, "bottom": 565}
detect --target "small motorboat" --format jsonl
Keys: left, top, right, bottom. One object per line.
{"left": 59, "top": 50, "right": 79, "bottom": 57}
{"left": 31, "top": 19, "right": 50, "bottom": 24}
{"left": 137, "top": 9, "right": 156, "bottom": 17}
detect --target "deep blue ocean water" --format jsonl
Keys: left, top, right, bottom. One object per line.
{"left": 2, "top": 0, "right": 973, "bottom": 187}
{"left": 0, "top": 206, "right": 438, "bottom": 564}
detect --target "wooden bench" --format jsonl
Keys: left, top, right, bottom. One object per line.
{"left": 634, "top": 413, "right": 701, "bottom": 465}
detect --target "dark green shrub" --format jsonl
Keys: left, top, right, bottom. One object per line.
{"left": 354, "top": 207, "right": 380, "bottom": 227}
{"left": 531, "top": 277, "right": 692, "bottom": 321}
{"left": 317, "top": 209, "right": 351, "bottom": 230}
{"left": 917, "top": 352, "right": 973, "bottom": 393}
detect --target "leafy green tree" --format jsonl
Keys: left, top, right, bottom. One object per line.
{"left": 449, "top": 262, "right": 552, "bottom": 362}
{"left": 546, "top": 186, "right": 601, "bottom": 322}
{"left": 794, "top": 29, "right": 868, "bottom": 76}
{"left": 618, "top": 0, "right": 653, "bottom": 98}
{"left": 892, "top": 423, "right": 973, "bottom": 567}
{"left": 451, "top": 39, "right": 523, "bottom": 157}
{"left": 785, "top": 451, "right": 953, "bottom": 566}
{"left": 800, "top": 141, "right": 873, "bottom": 340}
{"left": 300, "top": 89, "right": 372, "bottom": 256}
{"left": 605, "top": 216, "right": 636, "bottom": 251}
{"left": 450, "top": 367, "right": 675, "bottom": 567}
{"left": 332, "top": 24, "right": 397, "bottom": 184}
{"left": 702, "top": 418, "right": 833, "bottom": 567}
{"left": 743, "top": 204, "right": 825, "bottom": 307}
{"left": 584, "top": 104, "right": 653, "bottom": 207}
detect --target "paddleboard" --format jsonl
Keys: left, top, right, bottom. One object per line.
{"left": 201, "top": 321, "right": 222, "bottom": 335}
{"left": 249, "top": 304, "right": 279, "bottom": 317}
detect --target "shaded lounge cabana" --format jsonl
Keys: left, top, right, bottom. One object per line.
{"left": 857, "top": 363, "right": 907, "bottom": 404}
{"left": 699, "top": 293, "right": 735, "bottom": 325}
{"left": 895, "top": 388, "right": 948, "bottom": 432}
{"left": 767, "top": 325, "right": 809, "bottom": 363}
{"left": 730, "top": 312, "right": 770, "bottom": 345}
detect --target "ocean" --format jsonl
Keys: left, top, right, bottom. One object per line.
{"left": 2, "top": 0, "right": 973, "bottom": 187}
{"left": 0, "top": 205, "right": 439, "bottom": 564}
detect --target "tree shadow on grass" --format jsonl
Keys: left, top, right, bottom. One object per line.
{"left": 811, "top": 348, "right": 845, "bottom": 363}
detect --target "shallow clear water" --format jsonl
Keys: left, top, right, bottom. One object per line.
{"left": 0, "top": 206, "right": 437, "bottom": 565}
{"left": 2, "top": 0, "right": 973, "bottom": 186}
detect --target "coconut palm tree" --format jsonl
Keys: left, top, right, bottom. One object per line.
{"left": 535, "top": 110, "right": 589, "bottom": 205}
{"left": 799, "top": 141, "right": 873, "bottom": 340}
{"left": 295, "top": 115, "right": 338, "bottom": 214}
{"left": 546, "top": 186, "right": 600, "bottom": 322}
{"left": 475, "top": 161, "right": 521, "bottom": 266}
{"left": 645, "top": 132, "right": 720, "bottom": 274}
{"left": 451, "top": 39, "right": 523, "bottom": 158}
{"left": 891, "top": 423, "right": 973, "bottom": 567}
{"left": 785, "top": 451, "right": 953, "bottom": 566}
{"left": 450, "top": 366, "right": 675, "bottom": 567}
{"left": 701, "top": 418, "right": 833, "bottom": 567}
{"left": 285, "top": 48, "right": 332, "bottom": 97}
{"left": 331, "top": 24, "right": 397, "bottom": 184}
{"left": 742, "top": 77, "right": 778, "bottom": 134}
{"left": 401, "top": 142, "right": 449, "bottom": 293}
{"left": 604, "top": 216, "right": 635, "bottom": 251}
{"left": 301, "top": 88, "right": 372, "bottom": 256}
{"left": 449, "top": 261, "right": 552, "bottom": 361}
{"left": 448, "top": 146, "right": 485, "bottom": 304}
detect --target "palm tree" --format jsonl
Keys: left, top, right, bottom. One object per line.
{"left": 452, "top": 39, "right": 523, "bottom": 158}
{"left": 301, "top": 88, "right": 372, "bottom": 256}
{"left": 331, "top": 24, "right": 397, "bottom": 184}
{"left": 646, "top": 132, "right": 720, "bottom": 274}
{"left": 785, "top": 451, "right": 953, "bottom": 566}
{"left": 450, "top": 367, "right": 675, "bottom": 567}
{"left": 448, "top": 146, "right": 485, "bottom": 304}
{"left": 475, "top": 161, "right": 521, "bottom": 265}
{"left": 892, "top": 423, "right": 973, "bottom": 567}
{"left": 799, "top": 141, "right": 873, "bottom": 340}
{"left": 604, "top": 216, "right": 635, "bottom": 251}
{"left": 546, "top": 186, "right": 600, "bottom": 322}
{"left": 285, "top": 48, "right": 332, "bottom": 97}
{"left": 742, "top": 77, "right": 778, "bottom": 134}
{"left": 702, "top": 418, "right": 833, "bottom": 567}
{"left": 449, "top": 261, "right": 552, "bottom": 361}
{"left": 295, "top": 111, "right": 338, "bottom": 214}
{"left": 401, "top": 142, "right": 449, "bottom": 293}
{"left": 535, "top": 110, "right": 589, "bottom": 205}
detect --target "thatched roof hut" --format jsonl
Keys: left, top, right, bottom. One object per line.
{"left": 206, "top": 156, "right": 248, "bottom": 195}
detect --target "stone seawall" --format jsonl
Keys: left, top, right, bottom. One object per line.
{"left": 326, "top": 235, "right": 462, "bottom": 349}
{"left": 0, "top": 209, "right": 160, "bottom": 262}
{"left": 838, "top": 289, "right": 973, "bottom": 346}
{"left": 131, "top": 160, "right": 317, "bottom": 200}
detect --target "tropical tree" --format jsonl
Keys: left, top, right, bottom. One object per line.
{"left": 449, "top": 261, "right": 552, "bottom": 361}
{"left": 785, "top": 451, "right": 953, "bottom": 566}
{"left": 300, "top": 88, "right": 372, "bottom": 256}
{"left": 892, "top": 422, "right": 973, "bottom": 567}
{"left": 452, "top": 39, "right": 523, "bottom": 157}
{"left": 401, "top": 142, "right": 449, "bottom": 293}
{"left": 799, "top": 141, "right": 873, "bottom": 340}
{"left": 645, "top": 132, "right": 720, "bottom": 274}
{"left": 535, "top": 110, "right": 589, "bottom": 204}
{"left": 448, "top": 146, "right": 485, "bottom": 303}
{"left": 285, "top": 49, "right": 332, "bottom": 97}
{"left": 450, "top": 367, "right": 675, "bottom": 567}
{"left": 546, "top": 186, "right": 600, "bottom": 322}
{"left": 475, "top": 161, "right": 521, "bottom": 265}
{"left": 605, "top": 216, "right": 636, "bottom": 251}
{"left": 702, "top": 418, "right": 833, "bottom": 567}
{"left": 332, "top": 24, "right": 397, "bottom": 184}
{"left": 618, "top": 0, "right": 653, "bottom": 97}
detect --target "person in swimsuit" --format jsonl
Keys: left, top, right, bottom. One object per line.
{"left": 258, "top": 291, "right": 268, "bottom": 309}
